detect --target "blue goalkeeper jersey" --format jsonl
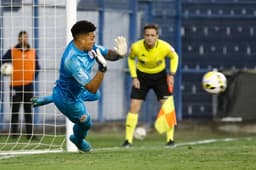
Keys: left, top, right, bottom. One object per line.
{"left": 55, "top": 40, "right": 108, "bottom": 101}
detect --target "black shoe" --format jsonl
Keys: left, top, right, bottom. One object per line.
{"left": 122, "top": 140, "right": 132, "bottom": 148}
{"left": 166, "top": 140, "right": 176, "bottom": 147}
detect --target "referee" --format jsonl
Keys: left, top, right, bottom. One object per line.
{"left": 122, "top": 24, "right": 179, "bottom": 147}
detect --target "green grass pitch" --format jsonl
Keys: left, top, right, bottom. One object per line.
{"left": 0, "top": 122, "right": 256, "bottom": 170}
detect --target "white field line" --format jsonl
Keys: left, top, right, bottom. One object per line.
{"left": 0, "top": 137, "right": 252, "bottom": 159}
{"left": 95, "top": 137, "right": 253, "bottom": 151}
{"left": 0, "top": 155, "right": 16, "bottom": 160}
{"left": 0, "top": 149, "right": 64, "bottom": 160}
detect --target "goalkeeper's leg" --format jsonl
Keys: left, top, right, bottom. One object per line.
{"left": 80, "top": 90, "right": 100, "bottom": 101}
{"left": 70, "top": 116, "right": 92, "bottom": 152}
{"left": 53, "top": 89, "right": 93, "bottom": 152}
{"left": 31, "top": 95, "right": 53, "bottom": 107}
{"left": 32, "top": 90, "right": 100, "bottom": 107}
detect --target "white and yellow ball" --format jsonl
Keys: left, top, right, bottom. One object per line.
{"left": 1, "top": 63, "right": 13, "bottom": 76}
{"left": 202, "top": 70, "right": 227, "bottom": 94}
{"left": 134, "top": 127, "right": 147, "bottom": 140}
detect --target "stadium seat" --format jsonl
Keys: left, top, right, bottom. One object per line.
{"left": 182, "top": 0, "right": 256, "bottom": 118}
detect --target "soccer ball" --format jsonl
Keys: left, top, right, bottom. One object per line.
{"left": 134, "top": 127, "right": 147, "bottom": 140}
{"left": 1, "top": 63, "right": 13, "bottom": 76}
{"left": 202, "top": 70, "right": 227, "bottom": 94}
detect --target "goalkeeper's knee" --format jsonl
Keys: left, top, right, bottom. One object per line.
{"left": 80, "top": 114, "right": 93, "bottom": 130}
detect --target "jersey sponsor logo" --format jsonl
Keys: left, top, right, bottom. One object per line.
{"left": 88, "top": 51, "right": 95, "bottom": 59}
{"left": 156, "top": 60, "right": 163, "bottom": 66}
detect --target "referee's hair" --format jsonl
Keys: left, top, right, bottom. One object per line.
{"left": 71, "top": 20, "right": 96, "bottom": 38}
{"left": 143, "top": 24, "right": 158, "bottom": 34}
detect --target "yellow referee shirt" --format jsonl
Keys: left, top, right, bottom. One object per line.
{"left": 128, "top": 39, "right": 179, "bottom": 78}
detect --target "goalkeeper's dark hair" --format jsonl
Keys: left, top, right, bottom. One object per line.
{"left": 143, "top": 24, "right": 159, "bottom": 34}
{"left": 71, "top": 20, "right": 96, "bottom": 39}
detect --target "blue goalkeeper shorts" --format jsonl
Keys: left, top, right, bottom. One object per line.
{"left": 52, "top": 86, "right": 99, "bottom": 123}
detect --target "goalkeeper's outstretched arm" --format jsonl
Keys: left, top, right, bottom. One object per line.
{"left": 105, "top": 50, "right": 123, "bottom": 61}
{"left": 105, "top": 36, "right": 127, "bottom": 61}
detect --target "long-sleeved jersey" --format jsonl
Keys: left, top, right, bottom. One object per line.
{"left": 56, "top": 40, "right": 108, "bottom": 101}
{"left": 128, "top": 39, "right": 179, "bottom": 78}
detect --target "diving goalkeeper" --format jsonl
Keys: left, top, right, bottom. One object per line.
{"left": 32, "top": 20, "right": 127, "bottom": 152}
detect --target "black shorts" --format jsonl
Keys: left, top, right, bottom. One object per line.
{"left": 131, "top": 69, "right": 171, "bottom": 100}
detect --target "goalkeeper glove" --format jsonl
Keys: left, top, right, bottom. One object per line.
{"left": 113, "top": 36, "right": 127, "bottom": 56}
{"left": 92, "top": 49, "right": 107, "bottom": 72}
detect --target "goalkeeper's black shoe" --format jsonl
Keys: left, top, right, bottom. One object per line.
{"left": 166, "top": 140, "right": 176, "bottom": 148}
{"left": 122, "top": 140, "right": 132, "bottom": 148}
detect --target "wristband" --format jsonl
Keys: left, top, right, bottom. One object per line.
{"left": 98, "top": 65, "right": 107, "bottom": 73}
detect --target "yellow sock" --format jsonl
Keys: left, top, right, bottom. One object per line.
{"left": 166, "top": 126, "right": 175, "bottom": 142}
{"left": 125, "top": 112, "right": 138, "bottom": 143}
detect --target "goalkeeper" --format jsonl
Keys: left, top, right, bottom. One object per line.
{"left": 122, "top": 24, "right": 179, "bottom": 147}
{"left": 32, "top": 20, "right": 127, "bottom": 152}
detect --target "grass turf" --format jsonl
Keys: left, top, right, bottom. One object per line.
{"left": 0, "top": 125, "right": 256, "bottom": 170}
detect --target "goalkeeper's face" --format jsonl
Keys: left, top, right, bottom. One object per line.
{"left": 144, "top": 28, "right": 158, "bottom": 49}
{"left": 77, "top": 32, "right": 96, "bottom": 51}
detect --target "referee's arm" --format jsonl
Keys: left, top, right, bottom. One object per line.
{"left": 168, "top": 50, "right": 179, "bottom": 75}
{"left": 127, "top": 47, "right": 137, "bottom": 78}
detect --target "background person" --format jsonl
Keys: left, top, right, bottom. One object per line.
{"left": 123, "top": 24, "right": 179, "bottom": 147}
{"left": 1, "top": 31, "right": 40, "bottom": 139}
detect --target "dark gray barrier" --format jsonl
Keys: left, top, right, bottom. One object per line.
{"left": 217, "top": 71, "right": 256, "bottom": 121}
